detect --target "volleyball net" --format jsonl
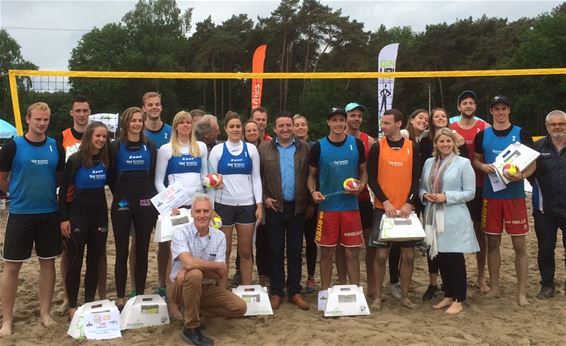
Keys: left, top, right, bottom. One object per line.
{"left": 8, "top": 67, "right": 566, "bottom": 135}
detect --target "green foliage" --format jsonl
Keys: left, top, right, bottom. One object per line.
{"left": 0, "top": 29, "right": 38, "bottom": 125}
{"left": 10, "top": 0, "right": 566, "bottom": 137}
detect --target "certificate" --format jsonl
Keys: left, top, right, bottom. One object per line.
{"left": 150, "top": 182, "right": 190, "bottom": 214}
{"left": 493, "top": 141, "right": 540, "bottom": 185}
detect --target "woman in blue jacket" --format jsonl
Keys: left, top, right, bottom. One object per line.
{"left": 420, "top": 127, "right": 479, "bottom": 315}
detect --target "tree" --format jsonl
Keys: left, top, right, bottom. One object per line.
{"left": 0, "top": 29, "right": 38, "bottom": 125}
{"left": 68, "top": 0, "right": 192, "bottom": 121}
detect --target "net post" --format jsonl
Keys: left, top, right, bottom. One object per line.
{"left": 8, "top": 70, "right": 24, "bottom": 136}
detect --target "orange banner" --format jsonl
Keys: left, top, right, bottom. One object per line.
{"left": 251, "top": 44, "right": 267, "bottom": 110}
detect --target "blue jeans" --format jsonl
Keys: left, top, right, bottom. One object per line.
{"left": 533, "top": 210, "right": 566, "bottom": 288}
{"left": 266, "top": 202, "right": 305, "bottom": 297}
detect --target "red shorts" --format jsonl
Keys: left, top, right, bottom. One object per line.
{"left": 315, "top": 210, "right": 363, "bottom": 247}
{"left": 481, "top": 198, "right": 529, "bottom": 236}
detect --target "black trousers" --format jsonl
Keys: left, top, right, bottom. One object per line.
{"left": 303, "top": 209, "right": 318, "bottom": 278}
{"left": 266, "top": 203, "right": 304, "bottom": 297}
{"left": 437, "top": 252, "right": 467, "bottom": 302}
{"left": 534, "top": 211, "right": 566, "bottom": 288}
{"left": 111, "top": 196, "right": 157, "bottom": 298}
{"left": 65, "top": 218, "right": 108, "bottom": 308}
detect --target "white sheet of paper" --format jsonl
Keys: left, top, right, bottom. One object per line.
{"left": 82, "top": 309, "right": 121, "bottom": 340}
{"left": 150, "top": 182, "right": 190, "bottom": 214}
{"left": 488, "top": 171, "right": 507, "bottom": 192}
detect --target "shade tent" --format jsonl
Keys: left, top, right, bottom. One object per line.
{"left": 0, "top": 119, "right": 17, "bottom": 139}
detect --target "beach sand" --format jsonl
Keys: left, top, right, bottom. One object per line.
{"left": 1, "top": 194, "right": 566, "bottom": 345}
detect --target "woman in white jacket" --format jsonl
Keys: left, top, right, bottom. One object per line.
{"left": 420, "top": 127, "right": 479, "bottom": 315}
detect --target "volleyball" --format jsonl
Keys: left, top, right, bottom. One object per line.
{"left": 343, "top": 178, "right": 359, "bottom": 190}
{"left": 204, "top": 173, "right": 221, "bottom": 188}
{"left": 503, "top": 163, "right": 518, "bottom": 175}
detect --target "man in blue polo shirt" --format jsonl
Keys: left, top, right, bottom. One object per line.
{"left": 0, "top": 102, "right": 65, "bottom": 336}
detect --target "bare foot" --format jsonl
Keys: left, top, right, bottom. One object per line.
{"left": 518, "top": 294, "right": 529, "bottom": 306}
{"left": 486, "top": 287, "right": 500, "bottom": 298}
{"left": 400, "top": 297, "right": 416, "bottom": 309}
{"left": 433, "top": 297, "right": 453, "bottom": 310}
{"left": 478, "top": 276, "right": 491, "bottom": 294}
{"left": 370, "top": 298, "right": 382, "bottom": 311}
{"left": 445, "top": 301, "right": 464, "bottom": 315}
{"left": 40, "top": 313, "right": 57, "bottom": 328}
{"left": 68, "top": 308, "right": 77, "bottom": 320}
{"left": 55, "top": 300, "right": 69, "bottom": 317}
{"left": 167, "top": 302, "right": 183, "bottom": 320}
{"left": 0, "top": 321, "right": 13, "bottom": 337}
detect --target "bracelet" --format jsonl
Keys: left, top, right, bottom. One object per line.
{"left": 310, "top": 190, "right": 316, "bottom": 196}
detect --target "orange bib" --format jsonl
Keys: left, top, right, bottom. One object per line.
{"left": 373, "top": 137, "right": 413, "bottom": 210}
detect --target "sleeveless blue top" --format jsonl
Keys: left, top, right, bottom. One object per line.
{"left": 166, "top": 153, "right": 202, "bottom": 176}
{"left": 217, "top": 142, "right": 252, "bottom": 175}
{"left": 482, "top": 126, "right": 525, "bottom": 199}
{"left": 116, "top": 142, "right": 151, "bottom": 174}
{"left": 318, "top": 135, "right": 359, "bottom": 211}
{"left": 9, "top": 136, "right": 59, "bottom": 214}
{"left": 74, "top": 162, "right": 107, "bottom": 190}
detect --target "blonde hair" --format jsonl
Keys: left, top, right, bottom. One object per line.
{"left": 171, "top": 111, "right": 200, "bottom": 157}
{"left": 432, "top": 127, "right": 460, "bottom": 157}
{"left": 142, "top": 91, "right": 161, "bottom": 105}
{"left": 293, "top": 114, "right": 307, "bottom": 123}
{"left": 26, "top": 102, "right": 50, "bottom": 118}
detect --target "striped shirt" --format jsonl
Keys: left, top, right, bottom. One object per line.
{"left": 170, "top": 222, "right": 226, "bottom": 282}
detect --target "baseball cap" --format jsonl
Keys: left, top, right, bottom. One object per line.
{"left": 328, "top": 107, "right": 347, "bottom": 119}
{"left": 344, "top": 102, "right": 367, "bottom": 113}
{"left": 489, "top": 95, "right": 511, "bottom": 108}
{"left": 457, "top": 90, "right": 476, "bottom": 105}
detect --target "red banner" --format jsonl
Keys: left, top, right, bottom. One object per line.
{"left": 251, "top": 44, "right": 267, "bottom": 110}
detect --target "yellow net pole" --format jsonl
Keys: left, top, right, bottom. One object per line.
{"left": 8, "top": 72, "right": 24, "bottom": 135}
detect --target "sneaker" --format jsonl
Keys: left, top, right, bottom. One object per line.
{"left": 536, "top": 286, "right": 555, "bottom": 299}
{"left": 181, "top": 328, "right": 214, "bottom": 346}
{"left": 154, "top": 287, "right": 167, "bottom": 298}
{"left": 306, "top": 278, "right": 316, "bottom": 293}
{"left": 389, "top": 282, "right": 401, "bottom": 299}
{"left": 422, "top": 285, "right": 439, "bottom": 301}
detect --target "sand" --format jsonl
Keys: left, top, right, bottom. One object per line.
{"left": 1, "top": 194, "right": 566, "bottom": 346}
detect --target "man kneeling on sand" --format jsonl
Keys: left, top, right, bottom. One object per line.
{"left": 168, "top": 193, "right": 247, "bottom": 346}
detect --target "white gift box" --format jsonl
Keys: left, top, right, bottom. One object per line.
{"left": 154, "top": 208, "right": 192, "bottom": 243}
{"left": 120, "top": 294, "right": 170, "bottom": 330}
{"left": 232, "top": 285, "right": 273, "bottom": 316}
{"left": 323, "top": 285, "right": 370, "bottom": 317}
{"left": 67, "top": 299, "right": 122, "bottom": 340}
{"left": 378, "top": 212, "right": 425, "bottom": 242}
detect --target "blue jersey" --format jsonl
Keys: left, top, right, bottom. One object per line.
{"left": 482, "top": 126, "right": 525, "bottom": 199}
{"left": 74, "top": 162, "right": 107, "bottom": 190}
{"left": 9, "top": 136, "right": 60, "bottom": 214}
{"left": 217, "top": 142, "right": 253, "bottom": 175}
{"left": 144, "top": 123, "right": 172, "bottom": 149}
{"left": 318, "top": 135, "right": 359, "bottom": 212}
{"left": 116, "top": 142, "right": 151, "bottom": 174}
{"left": 166, "top": 153, "right": 202, "bottom": 176}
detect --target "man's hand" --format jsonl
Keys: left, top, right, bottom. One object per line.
{"left": 60, "top": 221, "right": 71, "bottom": 239}
{"left": 503, "top": 169, "right": 524, "bottom": 182}
{"left": 264, "top": 197, "right": 281, "bottom": 212}
{"left": 481, "top": 163, "right": 496, "bottom": 174}
{"left": 382, "top": 200, "right": 397, "bottom": 218}
{"left": 398, "top": 203, "right": 413, "bottom": 218}
{"left": 176, "top": 269, "right": 186, "bottom": 285}
{"left": 311, "top": 191, "right": 325, "bottom": 204}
